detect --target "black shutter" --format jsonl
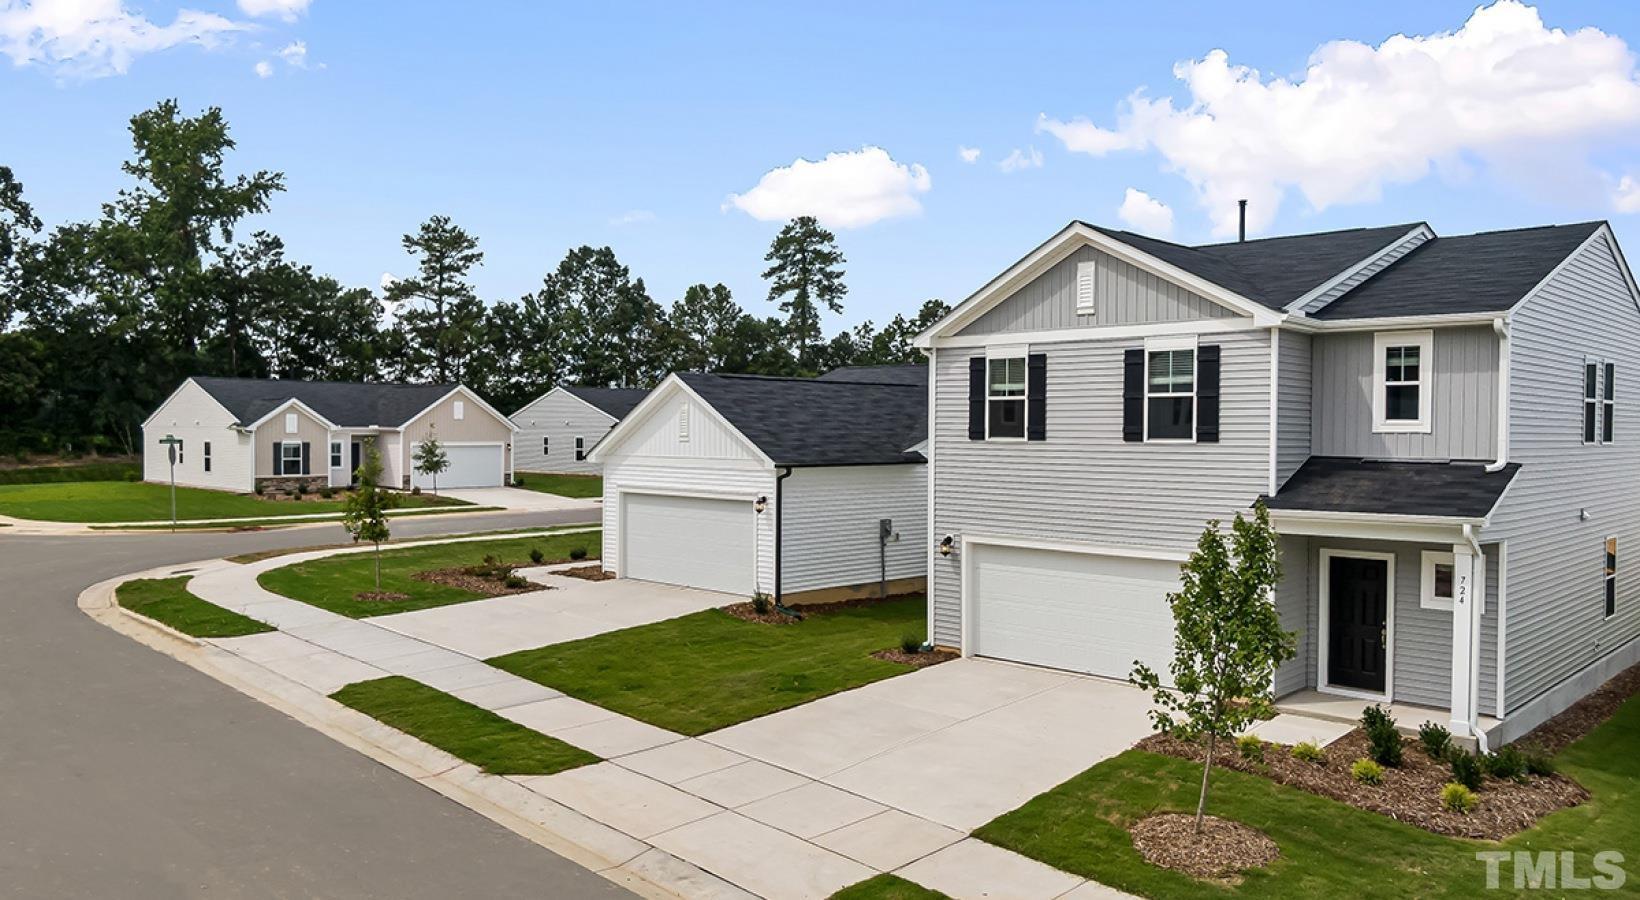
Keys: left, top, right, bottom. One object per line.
{"left": 300, "top": 441, "right": 311, "bottom": 475}
{"left": 1197, "top": 344, "right": 1221, "bottom": 443}
{"left": 968, "top": 356, "right": 986, "bottom": 440}
{"left": 272, "top": 442, "right": 281, "bottom": 475}
{"left": 1027, "top": 353, "right": 1047, "bottom": 441}
{"left": 1123, "top": 348, "right": 1144, "bottom": 442}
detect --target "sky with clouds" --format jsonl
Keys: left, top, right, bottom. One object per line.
{"left": 3, "top": 0, "right": 1640, "bottom": 331}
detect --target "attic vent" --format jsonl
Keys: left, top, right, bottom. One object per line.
{"left": 679, "top": 405, "right": 690, "bottom": 442}
{"left": 1075, "top": 258, "right": 1097, "bottom": 316}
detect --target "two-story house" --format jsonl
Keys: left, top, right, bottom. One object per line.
{"left": 914, "top": 219, "right": 1640, "bottom": 747}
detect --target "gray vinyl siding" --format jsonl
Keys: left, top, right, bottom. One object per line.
{"left": 1310, "top": 325, "right": 1499, "bottom": 461}
{"left": 511, "top": 389, "right": 617, "bottom": 475}
{"left": 781, "top": 465, "right": 928, "bottom": 594}
{"left": 958, "top": 245, "right": 1236, "bottom": 336}
{"left": 1273, "top": 534, "right": 1313, "bottom": 696}
{"left": 1275, "top": 331, "right": 1311, "bottom": 488}
{"left": 1297, "top": 229, "right": 1431, "bottom": 315}
{"left": 1483, "top": 230, "right": 1640, "bottom": 714}
{"left": 929, "top": 328, "right": 1271, "bottom": 648}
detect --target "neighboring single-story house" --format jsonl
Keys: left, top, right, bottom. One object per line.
{"left": 588, "top": 366, "right": 929, "bottom": 603}
{"left": 511, "top": 385, "right": 650, "bottom": 475}
{"left": 142, "top": 377, "right": 517, "bottom": 492}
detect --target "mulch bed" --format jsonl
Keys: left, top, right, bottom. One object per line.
{"left": 1130, "top": 813, "right": 1279, "bottom": 881}
{"left": 722, "top": 592, "right": 926, "bottom": 625}
{"left": 721, "top": 602, "right": 802, "bottom": 624}
{"left": 354, "top": 590, "right": 411, "bottom": 603}
{"left": 871, "top": 647, "right": 959, "bottom": 668}
{"left": 556, "top": 565, "right": 615, "bottom": 582}
{"left": 409, "top": 567, "right": 547, "bottom": 598}
{"left": 1516, "top": 661, "right": 1640, "bottom": 755}
{"left": 1139, "top": 730, "right": 1587, "bottom": 839}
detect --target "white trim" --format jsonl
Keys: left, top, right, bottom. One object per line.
{"left": 1142, "top": 334, "right": 1199, "bottom": 443}
{"left": 1269, "top": 510, "right": 1472, "bottom": 545}
{"left": 1282, "top": 312, "right": 1505, "bottom": 333}
{"left": 277, "top": 440, "right": 305, "bottom": 477}
{"left": 915, "top": 221, "right": 1280, "bottom": 348}
{"left": 931, "top": 316, "right": 1259, "bottom": 350}
{"left": 141, "top": 378, "right": 237, "bottom": 428}
{"left": 1283, "top": 224, "right": 1436, "bottom": 314}
{"left": 1420, "top": 550, "right": 1457, "bottom": 611}
{"left": 1268, "top": 327, "right": 1279, "bottom": 495}
{"left": 1075, "top": 258, "right": 1097, "bottom": 315}
{"left": 1317, "top": 547, "right": 1397, "bottom": 701}
{"left": 925, "top": 345, "right": 937, "bottom": 650}
{"left": 245, "top": 397, "right": 339, "bottom": 432}
{"left": 588, "top": 375, "right": 777, "bottom": 468}
{"left": 1496, "top": 541, "right": 1508, "bottom": 720}
{"left": 983, "top": 347, "right": 1030, "bottom": 442}
{"left": 1372, "top": 329, "right": 1433, "bottom": 434}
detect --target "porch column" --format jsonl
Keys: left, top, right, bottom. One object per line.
{"left": 1449, "top": 543, "right": 1485, "bottom": 736}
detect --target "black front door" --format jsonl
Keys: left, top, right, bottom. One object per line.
{"left": 350, "top": 441, "right": 362, "bottom": 484}
{"left": 1328, "top": 555, "right": 1389, "bottom": 693}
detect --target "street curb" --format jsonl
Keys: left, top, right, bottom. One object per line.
{"left": 78, "top": 565, "right": 749, "bottom": 900}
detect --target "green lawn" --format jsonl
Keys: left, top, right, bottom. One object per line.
{"left": 830, "top": 875, "right": 950, "bottom": 900}
{"left": 259, "top": 533, "right": 599, "bottom": 618}
{"left": 489, "top": 596, "right": 927, "bottom": 736}
{"left": 115, "top": 576, "right": 273, "bottom": 638}
{"left": 0, "top": 480, "right": 462, "bottom": 523}
{"left": 331, "top": 676, "right": 598, "bottom": 775}
{"left": 89, "top": 505, "right": 502, "bottom": 531}
{"left": 0, "top": 460, "right": 139, "bottom": 484}
{"left": 973, "top": 697, "right": 1640, "bottom": 898}
{"left": 514, "top": 471, "right": 603, "bottom": 499}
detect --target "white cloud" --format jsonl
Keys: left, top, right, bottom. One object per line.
{"left": 277, "top": 39, "right": 305, "bottom": 67}
{"left": 958, "top": 145, "right": 981, "bottom": 164}
{"left": 1038, "top": 1, "right": 1640, "bottom": 237}
{"left": 1618, "top": 176, "right": 1640, "bottom": 214}
{"left": 0, "top": 0, "right": 244, "bottom": 78}
{"left": 997, "top": 146, "right": 1043, "bottom": 173}
{"left": 724, "top": 146, "right": 931, "bottom": 229}
{"left": 609, "top": 209, "right": 656, "bottom": 226}
{"left": 237, "top": 0, "right": 311, "bottom": 22}
{"left": 253, "top": 59, "right": 271, "bottom": 78}
{"left": 1117, "top": 188, "right": 1175, "bottom": 236}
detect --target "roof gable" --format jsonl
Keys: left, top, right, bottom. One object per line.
{"left": 189, "top": 377, "right": 464, "bottom": 428}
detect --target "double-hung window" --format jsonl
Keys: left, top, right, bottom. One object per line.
{"left": 986, "top": 355, "right": 1027, "bottom": 439}
{"left": 542, "top": 436, "right": 550, "bottom": 456}
{"left": 575, "top": 436, "right": 586, "bottom": 461}
{"left": 1585, "top": 361, "right": 1600, "bottom": 443}
{"left": 1145, "top": 340, "right": 1195, "bottom": 441}
{"left": 1605, "top": 537, "right": 1618, "bottom": 619}
{"left": 329, "top": 441, "right": 343, "bottom": 469}
{"left": 1373, "top": 330, "right": 1433, "bottom": 433}
{"left": 280, "top": 442, "right": 303, "bottom": 476}
{"left": 203, "top": 441, "right": 212, "bottom": 473}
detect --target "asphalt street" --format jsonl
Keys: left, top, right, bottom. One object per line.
{"left": 0, "top": 509, "right": 637, "bottom": 899}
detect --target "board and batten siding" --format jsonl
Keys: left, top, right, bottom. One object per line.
{"left": 599, "top": 389, "right": 776, "bottom": 595}
{"left": 1296, "top": 229, "right": 1431, "bottom": 315}
{"left": 511, "top": 389, "right": 618, "bottom": 475}
{"left": 929, "top": 328, "right": 1272, "bottom": 648}
{"left": 1309, "top": 325, "right": 1498, "bottom": 461}
{"left": 781, "top": 464, "right": 927, "bottom": 594}
{"left": 1276, "top": 331, "right": 1312, "bottom": 488}
{"left": 252, "top": 405, "right": 330, "bottom": 478}
{"left": 958, "top": 245, "right": 1236, "bottom": 337}
{"left": 1484, "top": 230, "right": 1640, "bottom": 714}
{"left": 143, "top": 379, "right": 255, "bottom": 492}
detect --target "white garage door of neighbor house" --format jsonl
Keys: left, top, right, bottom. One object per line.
{"left": 411, "top": 443, "right": 504, "bottom": 489}
{"left": 623, "top": 493, "right": 755, "bottom": 595}
{"left": 971, "top": 544, "right": 1179, "bottom": 680}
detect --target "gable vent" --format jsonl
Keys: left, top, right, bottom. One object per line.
{"left": 1075, "top": 258, "right": 1097, "bottom": 316}
{"left": 679, "top": 404, "right": 690, "bottom": 442}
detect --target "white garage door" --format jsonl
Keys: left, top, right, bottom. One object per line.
{"left": 410, "top": 443, "right": 504, "bottom": 489}
{"left": 971, "top": 544, "right": 1179, "bottom": 680}
{"left": 623, "top": 493, "right": 755, "bottom": 595}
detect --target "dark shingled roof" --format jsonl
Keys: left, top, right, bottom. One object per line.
{"left": 191, "top": 377, "right": 457, "bottom": 428}
{"left": 676, "top": 372, "right": 926, "bottom": 466}
{"left": 562, "top": 385, "right": 650, "bottom": 420}
{"left": 1266, "top": 457, "right": 1521, "bottom": 519}
{"left": 1311, "top": 222, "right": 1604, "bottom": 320}
{"left": 816, "top": 364, "right": 930, "bottom": 387}
{"left": 1088, "top": 222, "right": 1425, "bottom": 310}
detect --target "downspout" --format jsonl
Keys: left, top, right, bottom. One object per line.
{"left": 1486, "top": 318, "right": 1510, "bottom": 473}
{"left": 773, "top": 465, "right": 800, "bottom": 619}
{"left": 1462, "top": 523, "right": 1491, "bottom": 754}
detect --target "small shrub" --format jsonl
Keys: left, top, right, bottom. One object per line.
{"left": 1418, "top": 721, "right": 1453, "bottom": 760}
{"left": 1351, "top": 758, "right": 1384, "bottom": 785}
{"left": 293, "top": 482, "right": 306, "bottom": 497}
{"left": 125, "top": 470, "right": 140, "bottom": 481}
{"left": 751, "top": 592, "right": 771, "bottom": 615}
{"left": 253, "top": 482, "right": 266, "bottom": 495}
{"left": 1485, "top": 745, "right": 1529, "bottom": 783}
{"left": 1235, "top": 734, "right": 1266, "bottom": 762}
{"left": 529, "top": 547, "right": 545, "bottom": 564}
{"left": 319, "top": 486, "right": 335, "bottom": 499}
{"left": 569, "top": 546, "right": 588, "bottom": 561}
{"left": 1361, "top": 705, "right": 1404, "bottom": 767}
{"left": 503, "top": 574, "right": 529, "bottom": 589}
{"left": 411, "top": 485, "right": 422, "bottom": 496}
{"left": 900, "top": 633, "right": 922, "bottom": 654}
{"left": 1525, "top": 751, "right": 1556, "bottom": 777}
{"left": 1450, "top": 749, "right": 1484, "bottom": 792}
{"left": 1441, "top": 782, "right": 1478, "bottom": 814}
{"left": 1291, "top": 741, "right": 1327, "bottom": 764}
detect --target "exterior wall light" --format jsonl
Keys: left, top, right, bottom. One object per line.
{"left": 754, "top": 495, "right": 768, "bottom": 514}
{"left": 938, "top": 534, "right": 956, "bottom": 557}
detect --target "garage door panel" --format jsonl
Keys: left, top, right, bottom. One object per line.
{"left": 411, "top": 444, "right": 503, "bottom": 489}
{"left": 623, "top": 493, "right": 754, "bottom": 595}
{"left": 972, "top": 545, "right": 1177, "bottom": 680}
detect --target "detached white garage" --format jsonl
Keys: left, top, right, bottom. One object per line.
{"left": 967, "top": 542, "right": 1180, "bottom": 680}
{"left": 621, "top": 493, "right": 757, "bottom": 594}
{"left": 410, "top": 443, "right": 506, "bottom": 489}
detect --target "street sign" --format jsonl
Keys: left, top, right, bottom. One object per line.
{"left": 159, "top": 435, "right": 183, "bottom": 532}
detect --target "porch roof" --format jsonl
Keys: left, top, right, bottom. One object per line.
{"left": 1266, "top": 457, "right": 1521, "bottom": 519}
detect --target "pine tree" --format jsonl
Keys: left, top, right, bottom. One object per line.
{"left": 385, "top": 215, "right": 485, "bottom": 383}
{"left": 761, "top": 216, "right": 847, "bottom": 373}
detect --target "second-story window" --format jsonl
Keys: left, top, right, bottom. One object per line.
{"left": 1604, "top": 362, "right": 1615, "bottom": 443}
{"left": 1585, "top": 361, "right": 1601, "bottom": 444}
{"left": 1146, "top": 345, "right": 1195, "bottom": 441}
{"left": 987, "top": 356, "right": 1027, "bottom": 439}
{"left": 1373, "top": 330, "right": 1433, "bottom": 434}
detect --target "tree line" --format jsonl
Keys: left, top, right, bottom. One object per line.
{"left": 0, "top": 100, "right": 948, "bottom": 457}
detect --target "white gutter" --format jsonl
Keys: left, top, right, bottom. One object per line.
{"left": 1461, "top": 523, "right": 1491, "bottom": 754}
{"left": 1486, "top": 318, "right": 1511, "bottom": 473}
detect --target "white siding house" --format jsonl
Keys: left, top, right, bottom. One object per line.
{"left": 511, "top": 386, "right": 648, "bottom": 475}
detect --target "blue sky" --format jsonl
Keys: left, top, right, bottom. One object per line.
{"left": 4, "top": 0, "right": 1640, "bottom": 331}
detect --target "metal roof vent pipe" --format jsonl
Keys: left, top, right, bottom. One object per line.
{"left": 1238, "top": 199, "right": 1248, "bottom": 242}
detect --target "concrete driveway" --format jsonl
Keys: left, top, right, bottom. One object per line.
{"left": 441, "top": 486, "right": 598, "bottom": 512}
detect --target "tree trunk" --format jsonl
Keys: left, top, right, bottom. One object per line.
{"left": 374, "top": 542, "right": 382, "bottom": 589}
{"left": 1195, "top": 733, "right": 1216, "bottom": 835}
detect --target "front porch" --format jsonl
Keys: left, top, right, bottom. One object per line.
{"left": 1274, "top": 689, "right": 1503, "bottom": 745}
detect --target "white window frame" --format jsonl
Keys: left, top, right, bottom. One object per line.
{"left": 1143, "top": 334, "right": 1198, "bottom": 444}
{"left": 1605, "top": 536, "right": 1618, "bottom": 621}
{"left": 1372, "top": 330, "right": 1433, "bottom": 434}
{"left": 329, "top": 440, "right": 343, "bottom": 469}
{"left": 1603, "top": 361, "right": 1615, "bottom": 444}
{"left": 984, "top": 345, "right": 1029, "bottom": 442}
{"left": 453, "top": 399, "right": 465, "bottom": 421}
{"left": 280, "top": 442, "right": 303, "bottom": 476}
{"left": 1584, "top": 358, "right": 1601, "bottom": 445}
{"left": 1075, "top": 257, "right": 1098, "bottom": 316}
{"left": 284, "top": 412, "right": 299, "bottom": 434}
{"left": 1420, "top": 550, "right": 1456, "bottom": 611}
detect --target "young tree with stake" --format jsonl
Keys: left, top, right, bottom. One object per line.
{"left": 343, "top": 439, "right": 398, "bottom": 589}
{"left": 412, "top": 423, "right": 450, "bottom": 495}
{"left": 1130, "top": 502, "right": 1295, "bottom": 834}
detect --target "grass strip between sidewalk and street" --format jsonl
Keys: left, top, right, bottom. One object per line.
{"left": 330, "top": 676, "right": 597, "bottom": 776}
{"left": 115, "top": 576, "right": 273, "bottom": 638}
{"left": 830, "top": 874, "right": 951, "bottom": 900}
{"left": 512, "top": 472, "right": 603, "bottom": 499}
{"left": 0, "top": 480, "right": 469, "bottom": 523}
{"left": 89, "top": 505, "right": 504, "bottom": 531}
